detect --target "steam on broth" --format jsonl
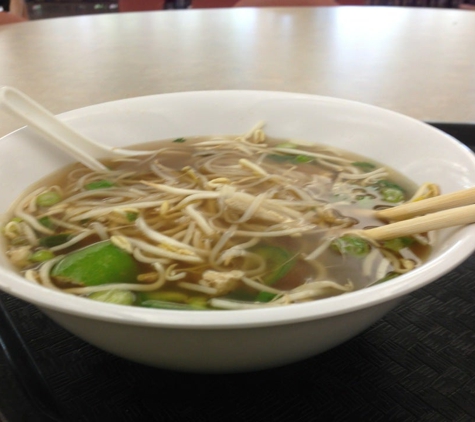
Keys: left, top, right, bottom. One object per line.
{"left": 1, "top": 125, "right": 438, "bottom": 310}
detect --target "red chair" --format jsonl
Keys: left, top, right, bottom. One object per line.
{"left": 118, "top": 0, "right": 165, "bottom": 11}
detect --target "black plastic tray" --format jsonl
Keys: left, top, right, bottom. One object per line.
{"left": 1, "top": 123, "right": 475, "bottom": 422}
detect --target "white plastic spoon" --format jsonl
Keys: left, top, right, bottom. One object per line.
{"left": 0, "top": 86, "right": 153, "bottom": 171}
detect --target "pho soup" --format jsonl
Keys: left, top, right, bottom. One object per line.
{"left": 1, "top": 126, "right": 437, "bottom": 310}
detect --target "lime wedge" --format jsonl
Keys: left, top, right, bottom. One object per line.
{"left": 51, "top": 241, "right": 139, "bottom": 287}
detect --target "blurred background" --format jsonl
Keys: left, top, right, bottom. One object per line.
{"left": 1, "top": 0, "right": 473, "bottom": 21}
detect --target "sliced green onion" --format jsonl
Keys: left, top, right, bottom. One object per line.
{"left": 126, "top": 212, "right": 138, "bottom": 222}
{"left": 36, "top": 192, "right": 62, "bottom": 207}
{"left": 352, "top": 162, "right": 376, "bottom": 172}
{"left": 382, "top": 237, "right": 414, "bottom": 252}
{"left": 85, "top": 180, "right": 114, "bottom": 190}
{"left": 376, "top": 180, "right": 403, "bottom": 190}
{"left": 38, "top": 216, "right": 55, "bottom": 229}
{"left": 376, "top": 180, "right": 405, "bottom": 203}
{"left": 267, "top": 153, "right": 313, "bottom": 164}
{"left": 30, "top": 249, "right": 55, "bottom": 262}
{"left": 331, "top": 235, "right": 371, "bottom": 257}
{"left": 294, "top": 155, "right": 313, "bottom": 164}
{"left": 381, "top": 188, "right": 405, "bottom": 203}
{"left": 173, "top": 137, "right": 186, "bottom": 143}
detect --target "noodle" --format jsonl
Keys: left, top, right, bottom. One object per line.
{"left": 1, "top": 126, "right": 437, "bottom": 310}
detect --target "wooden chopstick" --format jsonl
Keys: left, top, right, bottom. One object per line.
{"left": 363, "top": 203, "right": 475, "bottom": 241}
{"left": 375, "top": 186, "right": 475, "bottom": 221}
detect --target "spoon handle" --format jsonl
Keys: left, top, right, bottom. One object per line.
{"left": 0, "top": 86, "right": 108, "bottom": 171}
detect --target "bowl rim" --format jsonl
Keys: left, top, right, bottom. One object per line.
{"left": 1, "top": 89, "right": 475, "bottom": 329}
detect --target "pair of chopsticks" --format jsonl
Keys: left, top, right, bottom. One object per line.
{"left": 362, "top": 187, "right": 475, "bottom": 241}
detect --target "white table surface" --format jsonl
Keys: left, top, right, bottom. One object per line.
{"left": 1, "top": 6, "right": 474, "bottom": 138}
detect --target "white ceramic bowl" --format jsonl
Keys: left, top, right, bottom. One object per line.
{"left": 1, "top": 91, "right": 475, "bottom": 373}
